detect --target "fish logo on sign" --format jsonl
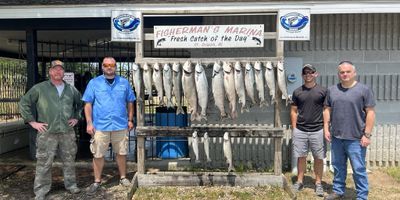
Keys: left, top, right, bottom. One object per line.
{"left": 113, "top": 14, "right": 140, "bottom": 32}
{"left": 280, "top": 12, "right": 309, "bottom": 32}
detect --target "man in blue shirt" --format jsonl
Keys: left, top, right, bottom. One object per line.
{"left": 82, "top": 57, "right": 136, "bottom": 194}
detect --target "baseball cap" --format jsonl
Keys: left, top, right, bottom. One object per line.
{"left": 50, "top": 60, "right": 64, "bottom": 69}
{"left": 302, "top": 64, "right": 316, "bottom": 74}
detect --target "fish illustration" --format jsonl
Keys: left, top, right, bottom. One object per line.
{"left": 252, "top": 37, "right": 262, "bottom": 45}
{"left": 157, "top": 38, "right": 166, "bottom": 46}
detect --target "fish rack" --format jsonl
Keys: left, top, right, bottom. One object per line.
{"left": 135, "top": 124, "right": 284, "bottom": 175}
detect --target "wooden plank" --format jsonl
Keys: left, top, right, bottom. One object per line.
{"left": 383, "top": 125, "right": 390, "bottom": 166}
{"left": 376, "top": 125, "right": 383, "bottom": 167}
{"left": 369, "top": 126, "right": 377, "bottom": 167}
{"left": 396, "top": 125, "right": 400, "bottom": 164}
{"left": 384, "top": 75, "right": 391, "bottom": 100}
{"left": 391, "top": 75, "right": 398, "bottom": 100}
{"left": 260, "top": 137, "right": 266, "bottom": 168}
{"left": 137, "top": 136, "right": 146, "bottom": 174}
{"left": 127, "top": 172, "right": 139, "bottom": 200}
{"left": 389, "top": 125, "right": 396, "bottom": 166}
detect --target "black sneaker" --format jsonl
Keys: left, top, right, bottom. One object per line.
{"left": 86, "top": 182, "right": 101, "bottom": 195}
{"left": 292, "top": 182, "right": 304, "bottom": 192}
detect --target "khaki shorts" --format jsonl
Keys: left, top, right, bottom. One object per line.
{"left": 90, "top": 129, "right": 128, "bottom": 158}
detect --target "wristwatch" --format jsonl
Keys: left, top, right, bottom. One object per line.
{"left": 364, "top": 132, "right": 372, "bottom": 138}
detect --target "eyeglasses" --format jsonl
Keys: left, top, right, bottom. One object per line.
{"left": 103, "top": 64, "right": 116, "bottom": 68}
{"left": 302, "top": 71, "right": 315, "bottom": 75}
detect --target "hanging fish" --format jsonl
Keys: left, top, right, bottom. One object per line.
{"left": 244, "top": 62, "right": 257, "bottom": 106}
{"left": 172, "top": 62, "right": 184, "bottom": 115}
{"left": 212, "top": 61, "right": 227, "bottom": 119}
{"left": 265, "top": 61, "right": 276, "bottom": 104}
{"left": 163, "top": 63, "right": 173, "bottom": 108}
{"left": 223, "top": 132, "right": 234, "bottom": 172}
{"left": 234, "top": 61, "right": 248, "bottom": 113}
{"left": 182, "top": 61, "right": 200, "bottom": 121}
{"left": 152, "top": 62, "right": 164, "bottom": 106}
{"left": 142, "top": 63, "right": 153, "bottom": 100}
{"left": 254, "top": 61, "right": 268, "bottom": 107}
{"left": 277, "top": 60, "right": 290, "bottom": 105}
{"left": 223, "top": 62, "right": 237, "bottom": 119}
{"left": 203, "top": 132, "right": 211, "bottom": 163}
{"left": 192, "top": 131, "right": 200, "bottom": 163}
{"left": 195, "top": 62, "right": 208, "bottom": 121}
{"left": 131, "top": 63, "right": 142, "bottom": 102}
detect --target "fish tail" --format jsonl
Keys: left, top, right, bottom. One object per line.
{"left": 176, "top": 106, "right": 185, "bottom": 115}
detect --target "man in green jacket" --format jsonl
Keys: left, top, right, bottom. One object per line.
{"left": 19, "top": 60, "right": 82, "bottom": 200}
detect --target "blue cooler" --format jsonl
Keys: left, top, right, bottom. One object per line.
{"left": 155, "top": 107, "right": 188, "bottom": 159}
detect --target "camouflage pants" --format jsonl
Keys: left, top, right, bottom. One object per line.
{"left": 34, "top": 131, "right": 78, "bottom": 198}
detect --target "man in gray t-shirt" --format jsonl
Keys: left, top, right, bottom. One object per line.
{"left": 323, "top": 61, "right": 375, "bottom": 200}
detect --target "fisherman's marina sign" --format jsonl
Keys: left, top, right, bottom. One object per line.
{"left": 154, "top": 24, "right": 264, "bottom": 48}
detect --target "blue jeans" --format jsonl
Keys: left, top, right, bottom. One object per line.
{"left": 331, "top": 137, "right": 368, "bottom": 200}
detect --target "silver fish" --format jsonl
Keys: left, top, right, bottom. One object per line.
{"left": 152, "top": 62, "right": 164, "bottom": 106}
{"left": 172, "top": 62, "right": 184, "bottom": 115}
{"left": 192, "top": 131, "right": 200, "bottom": 163}
{"left": 131, "top": 63, "right": 142, "bottom": 102}
{"left": 244, "top": 62, "right": 257, "bottom": 106}
{"left": 254, "top": 61, "right": 268, "bottom": 107}
{"left": 182, "top": 61, "right": 199, "bottom": 121}
{"left": 223, "top": 132, "right": 234, "bottom": 172}
{"left": 223, "top": 62, "right": 237, "bottom": 119}
{"left": 277, "top": 60, "right": 290, "bottom": 105}
{"left": 265, "top": 61, "right": 276, "bottom": 104}
{"left": 234, "top": 61, "right": 248, "bottom": 113}
{"left": 211, "top": 61, "right": 227, "bottom": 119}
{"left": 203, "top": 132, "right": 211, "bottom": 162}
{"left": 195, "top": 63, "right": 208, "bottom": 121}
{"left": 143, "top": 63, "right": 153, "bottom": 99}
{"left": 163, "top": 63, "right": 173, "bottom": 108}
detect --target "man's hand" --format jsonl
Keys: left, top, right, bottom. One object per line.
{"left": 29, "top": 121, "right": 48, "bottom": 133}
{"left": 324, "top": 130, "right": 331, "bottom": 143}
{"left": 68, "top": 119, "right": 78, "bottom": 127}
{"left": 128, "top": 121, "right": 134, "bottom": 131}
{"left": 360, "top": 135, "right": 371, "bottom": 147}
{"left": 86, "top": 123, "right": 96, "bottom": 136}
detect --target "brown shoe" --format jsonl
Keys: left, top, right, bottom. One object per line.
{"left": 324, "top": 192, "right": 343, "bottom": 200}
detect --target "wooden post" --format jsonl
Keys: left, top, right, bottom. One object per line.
{"left": 274, "top": 137, "right": 282, "bottom": 175}
{"left": 137, "top": 135, "right": 145, "bottom": 174}
{"left": 135, "top": 42, "right": 145, "bottom": 127}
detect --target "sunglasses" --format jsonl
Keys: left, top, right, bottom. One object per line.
{"left": 302, "top": 71, "right": 315, "bottom": 75}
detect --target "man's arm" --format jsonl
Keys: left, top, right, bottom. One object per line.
{"left": 290, "top": 105, "right": 298, "bottom": 129}
{"left": 127, "top": 102, "right": 134, "bottom": 131}
{"left": 84, "top": 103, "right": 95, "bottom": 135}
{"left": 323, "top": 106, "right": 331, "bottom": 142}
{"left": 364, "top": 107, "right": 375, "bottom": 135}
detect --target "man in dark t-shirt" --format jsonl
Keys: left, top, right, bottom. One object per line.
{"left": 291, "top": 64, "right": 327, "bottom": 197}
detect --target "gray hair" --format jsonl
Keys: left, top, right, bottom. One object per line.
{"left": 337, "top": 60, "right": 356, "bottom": 71}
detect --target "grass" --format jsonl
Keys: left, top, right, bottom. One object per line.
{"left": 383, "top": 167, "right": 400, "bottom": 182}
{"left": 133, "top": 185, "right": 290, "bottom": 200}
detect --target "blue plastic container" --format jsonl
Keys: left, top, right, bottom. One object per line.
{"left": 155, "top": 107, "right": 188, "bottom": 159}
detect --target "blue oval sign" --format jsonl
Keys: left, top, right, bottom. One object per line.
{"left": 280, "top": 12, "right": 309, "bottom": 31}
{"left": 113, "top": 14, "right": 140, "bottom": 32}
